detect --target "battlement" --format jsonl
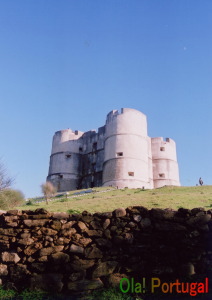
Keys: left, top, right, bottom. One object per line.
{"left": 106, "top": 108, "right": 146, "bottom": 125}
{"left": 55, "top": 129, "right": 84, "bottom": 135}
{"left": 106, "top": 109, "right": 119, "bottom": 124}
{"left": 151, "top": 137, "right": 176, "bottom": 145}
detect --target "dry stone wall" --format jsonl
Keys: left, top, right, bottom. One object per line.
{"left": 0, "top": 206, "right": 211, "bottom": 297}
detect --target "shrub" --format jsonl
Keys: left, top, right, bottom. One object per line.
{"left": 41, "top": 182, "right": 57, "bottom": 205}
{"left": 26, "top": 200, "right": 33, "bottom": 206}
{"left": 0, "top": 189, "right": 25, "bottom": 210}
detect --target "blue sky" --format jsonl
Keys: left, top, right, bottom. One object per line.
{"left": 0, "top": 0, "right": 211, "bottom": 198}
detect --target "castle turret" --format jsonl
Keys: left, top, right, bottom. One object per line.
{"left": 102, "top": 108, "right": 153, "bottom": 189}
{"left": 151, "top": 137, "right": 180, "bottom": 188}
{"left": 47, "top": 129, "right": 83, "bottom": 191}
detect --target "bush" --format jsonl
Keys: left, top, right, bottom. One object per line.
{"left": 0, "top": 189, "right": 25, "bottom": 210}
{"left": 26, "top": 200, "right": 33, "bottom": 205}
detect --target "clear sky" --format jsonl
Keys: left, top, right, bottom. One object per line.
{"left": 0, "top": 0, "right": 211, "bottom": 198}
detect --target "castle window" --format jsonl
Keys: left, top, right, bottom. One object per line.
{"left": 79, "top": 147, "right": 83, "bottom": 152}
{"left": 92, "top": 142, "right": 97, "bottom": 151}
{"left": 116, "top": 152, "right": 123, "bottom": 157}
{"left": 66, "top": 153, "right": 72, "bottom": 158}
{"left": 159, "top": 173, "right": 165, "bottom": 178}
{"left": 59, "top": 174, "right": 63, "bottom": 179}
{"left": 90, "top": 181, "right": 94, "bottom": 188}
{"left": 128, "top": 172, "right": 134, "bottom": 176}
{"left": 160, "top": 147, "right": 165, "bottom": 151}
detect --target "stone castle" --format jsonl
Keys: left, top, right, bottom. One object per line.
{"left": 47, "top": 108, "right": 180, "bottom": 192}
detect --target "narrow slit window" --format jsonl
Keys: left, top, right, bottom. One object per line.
{"left": 92, "top": 142, "right": 97, "bottom": 151}
{"left": 116, "top": 152, "right": 123, "bottom": 157}
{"left": 128, "top": 172, "right": 134, "bottom": 176}
{"left": 159, "top": 173, "right": 165, "bottom": 178}
{"left": 90, "top": 182, "right": 94, "bottom": 188}
{"left": 160, "top": 147, "right": 165, "bottom": 151}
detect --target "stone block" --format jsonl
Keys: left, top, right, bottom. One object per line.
{"left": 69, "top": 259, "right": 95, "bottom": 271}
{"left": 91, "top": 261, "right": 118, "bottom": 278}
{"left": 23, "top": 219, "right": 49, "bottom": 227}
{"left": 50, "top": 252, "right": 70, "bottom": 264}
{"left": 41, "top": 228, "right": 58, "bottom": 236}
{"left": 1, "top": 252, "right": 20, "bottom": 264}
{"left": 113, "top": 208, "right": 126, "bottom": 217}
{"left": 70, "top": 244, "right": 84, "bottom": 254}
{"left": 50, "top": 220, "right": 62, "bottom": 231}
{"left": 96, "top": 238, "right": 112, "bottom": 248}
{"left": 102, "top": 218, "right": 110, "bottom": 229}
{"left": 78, "top": 237, "right": 92, "bottom": 247}
{"left": 52, "top": 212, "right": 69, "bottom": 219}
{"left": 67, "top": 278, "right": 103, "bottom": 291}
{"left": 85, "top": 246, "right": 103, "bottom": 259}
{"left": 30, "top": 273, "right": 63, "bottom": 292}
{"left": 77, "top": 221, "right": 88, "bottom": 232}
{"left": 24, "top": 242, "right": 43, "bottom": 256}
{"left": 0, "top": 264, "right": 8, "bottom": 276}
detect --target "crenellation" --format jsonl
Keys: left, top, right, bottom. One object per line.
{"left": 47, "top": 108, "right": 180, "bottom": 191}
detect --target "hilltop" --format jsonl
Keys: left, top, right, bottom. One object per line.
{"left": 19, "top": 185, "right": 212, "bottom": 213}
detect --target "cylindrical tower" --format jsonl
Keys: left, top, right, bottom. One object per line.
{"left": 47, "top": 129, "right": 84, "bottom": 192}
{"left": 147, "top": 136, "right": 154, "bottom": 188}
{"left": 102, "top": 108, "right": 152, "bottom": 189}
{"left": 151, "top": 137, "right": 180, "bottom": 188}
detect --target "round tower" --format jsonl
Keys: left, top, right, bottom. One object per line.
{"left": 151, "top": 137, "right": 180, "bottom": 188}
{"left": 102, "top": 108, "right": 152, "bottom": 189}
{"left": 47, "top": 129, "right": 83, "bottom": 192}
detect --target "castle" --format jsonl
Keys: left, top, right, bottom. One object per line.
{"left": 47, "top": 108, "right": 180, "bottom": 192}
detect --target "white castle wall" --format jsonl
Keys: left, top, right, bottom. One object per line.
{"left": 47, "top": 108, "right": 180, "bottom": 191}
{"left": 147, "top": 136, "right": 154, "bottom": 188}
{"left": 151, "top": 137, "right": 180, "bottom": 188}
{"left": 102, "top": 108, "right": 153, "bottom": 189}
{"left": 47, "top": 129, "right": 84, "bottom": 191}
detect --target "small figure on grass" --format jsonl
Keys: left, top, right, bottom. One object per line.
{"left": 199, "top": 177, "right": 203, "bottom": 186}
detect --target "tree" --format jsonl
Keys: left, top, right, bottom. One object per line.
{"left": 41, "top": 181, "right": 57, "bottom": 205}
{"left": 0, "top": 160, "right": 14, "bottom": 191}
{"left": 0, "top": 160, "right": 24, "bottom": 210}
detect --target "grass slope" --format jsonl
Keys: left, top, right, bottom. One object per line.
{"left": 19, "top": 185, "right": 212, "bottom": 213}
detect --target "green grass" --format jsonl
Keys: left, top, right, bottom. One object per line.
{"left": 0, "top": 287, "right": 48, "bottom": 300}
{"left": 0, "top": 286, "right": 16, "bottom": 300}
{"left": 18, "top": 185, "right": 212, "bottom": 213}
{"left": 88, "top": 287, "right": 136, "bottom": 300}
{"left": 0, "top": 286, "right": 139, "bottom": 300}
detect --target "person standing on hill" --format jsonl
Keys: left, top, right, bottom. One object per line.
{"left": 199, "top": 177, "right": 203, "bottom": 186}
